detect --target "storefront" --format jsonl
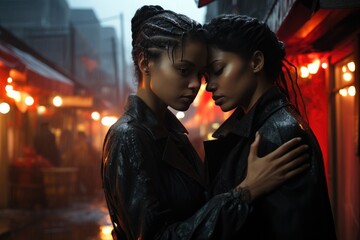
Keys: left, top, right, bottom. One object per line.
{"left": 199, "top": 1, "right": 359, "bottom": 238}
{"left": 0, "top": 27, "right": 75, "bottom": 208}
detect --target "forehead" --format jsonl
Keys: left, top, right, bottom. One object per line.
{"left": 208, "top": 46, "right": 242, "bottom": 62}
{"left": 172, "top": 39, "right": 207, "bottom": 64}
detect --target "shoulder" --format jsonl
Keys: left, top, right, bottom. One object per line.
{"left": 103, "top": 114, "right": 153, "bottom": 159}
{"left": 258, "top": 105, "right": 310, "bottom": 146}
{"left": 102, "top": 114, "right": 156, "bottom": 174}
{"left": 106, "top": 113, "right": 151, "bottom": 143}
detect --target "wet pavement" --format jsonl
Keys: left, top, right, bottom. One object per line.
{"left": 0, "top": 194, "right": 113, "bottom": 240}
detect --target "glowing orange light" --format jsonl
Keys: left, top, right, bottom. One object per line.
{"left": 348, "top": 86, "right": 356, "bottom": 96}
{"left": 91, "top": 111, "right": 100, "bottom": 121}
{"left": 347, "top": 62, "right": 355, "bottom": 72}
{"left": 300, "top": 66, "right": 309, "bottom": 78}
{"left": 5, "top": 84, "right": 13, "bottom": 92}
{"left": 53, "top": 96, "right": 63, "bottom": 107}
{"left": 37, "top": 106, "right": 46, "bottom": 114}
{"left": 343, "top": 72, "right": 352, "bottom": 82}
{"left": 0, "top": 102, "right": 10, "bottom": 114}
{"left": 339, "top": 88, "right": 348, "bottom": 97}
{"left": 25, "top": 96, "right": 34, "bottom": 106}
{"left": 307, "top": 59, "right": 320, "bottom": 74}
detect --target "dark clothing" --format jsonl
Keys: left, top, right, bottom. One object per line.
{"left": 34, "top": 127, "right": 60, "bottom": 166}
{"left": 101, "top": 95, "right": 251, "bottom": 240}
{"left": 205, "top": 87, "right": 336, "bottom": 239}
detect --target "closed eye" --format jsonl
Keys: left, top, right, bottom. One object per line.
{"left": 214, "top": 67, "right": 224, "bottom": 76}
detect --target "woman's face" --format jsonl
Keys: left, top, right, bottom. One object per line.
{"left": 206, "top": 46, "right": 257, "bottom": 112}
{"left": 148, "top": 39, "right": 207, "bottom": 111}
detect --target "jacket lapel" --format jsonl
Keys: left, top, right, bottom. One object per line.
{"left": 161, "top": 137, "right": 205, "bottom": 187}
{"left": 204, "top": 135, "right": 239, "bottom": 182}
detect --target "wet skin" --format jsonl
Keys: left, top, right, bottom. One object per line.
{"left": 145, "top": 39, "right": 208, "bottom": 112}
{"left": 206, "top": 47, "right": 262, "bottom": 112}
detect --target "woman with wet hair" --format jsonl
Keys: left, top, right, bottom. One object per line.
{"left": 204, "top": 14, "right": 336, "bottom": 239}
{"left": 101, "top": 6, "right": 309, "bottom": 240}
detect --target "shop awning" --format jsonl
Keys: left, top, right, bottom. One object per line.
{"left": 0, "top": 40, "right": 74, "bottom": 95}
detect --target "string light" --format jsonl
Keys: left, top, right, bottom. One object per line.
{"left": 343, "top": 72, "right": 352, "bottom": 82}
{"left": 347, "top": 62, "right": 355, "bottom": 72}
{"left": 339, "top": 88, "right": 348, "bottom": 97}
{"left": 91, "top": 111, "right": 100, "bottom": 121}
{"left": 348, "top": 86, "right": 356, "bottom": 96}
{"left": 25, "top": 96, "right": 34, "bottom": 106}
{"left": 300, "top": 66, "right": 310, "bottom": 78}
{"left": 53, "top": 96, "right": 63, "bottom": 107}
{"left": 0, "top": 102, "right": 10, "bottom": 114}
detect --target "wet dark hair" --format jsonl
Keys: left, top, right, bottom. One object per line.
{"left": 204, "top": 14, "right": 306, "bottom": 117}
{"left": 131, "top": 5, "right": 205, "bottom": 82}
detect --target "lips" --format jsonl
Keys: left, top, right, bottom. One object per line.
{"left": 212, "top": 95, "right": 225, "bottom": 105}
{"left": 180, "top": 95, "right": 196, "bottom": 103}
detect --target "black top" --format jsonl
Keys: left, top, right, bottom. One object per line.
{"left": 205, "top": 87, "right": 337, "bottom": 239}
{"left": 101, "top": 95, "right": 251, "bottom": 240}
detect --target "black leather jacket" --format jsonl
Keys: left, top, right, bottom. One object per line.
{"left": 205, "top": 87, "right": 337, "bottom": 239}
{"left": 101, "top": 95, "right": 251, "bottom": 240}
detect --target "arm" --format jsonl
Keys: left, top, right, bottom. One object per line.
{"left": 102, "top": 125, "right": 251, "bottom": 240}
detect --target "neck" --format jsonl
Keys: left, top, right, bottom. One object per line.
{"left": 244, "top": 79, "right": 273, "bottom": 113}
{"left": 136, "top": 81, "right": 167, "bottom": 124}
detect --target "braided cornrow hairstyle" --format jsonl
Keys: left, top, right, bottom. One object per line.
{"left": 204, "top": 14, "right": 307, "bottom": 120}
{"left": 131, "top": 5, "right": 205, "bottom": 82}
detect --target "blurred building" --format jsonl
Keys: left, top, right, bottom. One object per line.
{"left": 0, "top": 0, "right": 125, "bottom": 108}
{"left": 0, "top": 0, "right": 71, "bottom": 70}
{"left": 0, "top": 0, "right": 124, "bottom": 209}
{"left": 203, "top": 1, "right": 360, "bottom": 239}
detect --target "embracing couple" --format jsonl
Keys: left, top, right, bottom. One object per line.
{"left": 101, "top": 5, "right": 336, "bottom": 240}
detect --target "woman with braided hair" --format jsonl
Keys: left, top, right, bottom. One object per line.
{"left": 204, "top": 15, "right": 336, "bottom": 239}
{"left": 102, "top": 6, "right": 310, "bottom": 240}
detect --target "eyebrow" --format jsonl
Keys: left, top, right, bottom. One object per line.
{"left": 209, "top": 60, "right": 220, "bottom": 65}
{"left": 177, "top": 59, "right": 196, "bottom": 66}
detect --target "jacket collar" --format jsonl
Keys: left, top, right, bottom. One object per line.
{"left": 213, "top": 87, "right": 291, "bottom": 139}
{"left": 124, "top": 95, "right": 205, "bottom": 187}
{"left": 124, "top": 95, "right": 188, "bottom": 140}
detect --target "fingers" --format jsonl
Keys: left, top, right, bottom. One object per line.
{"left": 279, "top": 153, "right": 310, "bottom": 175}
{"left": 274, "top": 144, "right": 309, "bottom": 166}
{"left": 248, "top": 132, "right": 261, "bottom": 161}
{"left": 283, "top": 163, "right": 310, "bottom": 180}
{"left": 266, "top": 137, "right": 302, "bottom": 159}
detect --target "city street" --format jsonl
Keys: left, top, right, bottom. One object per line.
{"left": 0, "top": 194, "right": 112, "bottom": 240}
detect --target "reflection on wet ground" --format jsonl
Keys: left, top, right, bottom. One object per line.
{"left": 0, "top": 194, "right": 113, "bottom": 240}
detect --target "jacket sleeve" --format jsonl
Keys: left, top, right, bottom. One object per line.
{"left": 255, "top": 120, "right": 336, "bottom": 240}
{"left": 102, "top": 124, "right": 251, "bottom": 240}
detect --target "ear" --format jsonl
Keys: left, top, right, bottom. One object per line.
{"left": 138, "top": 52, "right": 150, "bottom": 75}
{"left": 251, "top": 50, "right": 264, "bottom": 73}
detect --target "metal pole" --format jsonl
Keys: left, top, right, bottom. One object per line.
{"left": 111, "top": 37, "right": 120, "bottom": 106}
{"left": 119, "top": 13, "right": 127, "bottom": 107}
{"left": 70, "top": 24, "right": 76, "bottom": 77}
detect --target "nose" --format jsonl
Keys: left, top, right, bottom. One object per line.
{"left": 188, "top": 76, "right": 201, "bottom": 91}
{"left": 206, "top": 78, "right": 217, "bottom": 92}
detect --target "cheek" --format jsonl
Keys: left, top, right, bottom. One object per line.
{"left": 220, "top": 69, "right": 246, "bottom": 97}
{"left": 150, "top": 69, "right": 182, "bottom": 99}
{"left": 220, "top": 69, "right": 256, "bottom": 108}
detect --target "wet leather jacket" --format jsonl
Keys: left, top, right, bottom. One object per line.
{"left": 205, "top": 87, "right": 337, "bottom": 239}
{"left": 101, "top": 95, "right": 251, "bottom": 240}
